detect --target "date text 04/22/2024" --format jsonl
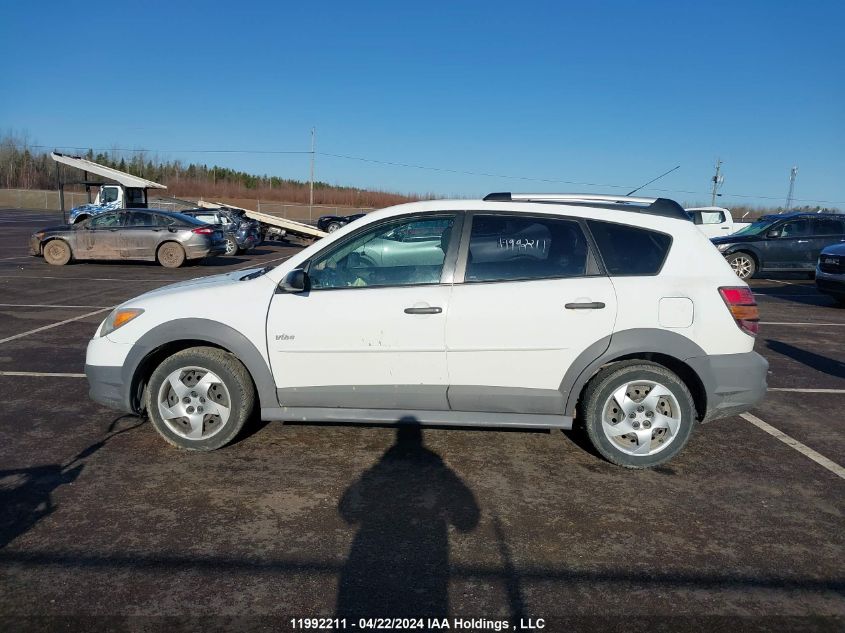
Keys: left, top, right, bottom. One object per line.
{"left": 289, "top": 617, "right": 546, "bottom": 630}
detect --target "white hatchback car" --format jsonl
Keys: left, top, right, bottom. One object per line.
{"left": 86, "top": 193, "right": 768, "bottom": 468}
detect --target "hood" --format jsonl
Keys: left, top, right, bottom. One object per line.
{"left": 711, "top": 234, "right": 760, "bottom": 246}
{"left": 36, "top": 224, "right": 73, "bottom": 234}
{"left": 127, "top": 267, "right": 267, "bottom": 303}
{"left": 820, "top": 242, "right": 845, "bottom": 256}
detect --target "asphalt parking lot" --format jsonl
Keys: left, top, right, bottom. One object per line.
{"left": 0, "top": 208, "right": 842, "bottom": 630}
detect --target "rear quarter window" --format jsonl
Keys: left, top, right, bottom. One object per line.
{"left": 587, "top": 220, "right": 672, "bottom": 276}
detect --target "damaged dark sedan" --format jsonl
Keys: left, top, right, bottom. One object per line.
{"left": 30, "top": 209, "right": 228, "bottom": 268}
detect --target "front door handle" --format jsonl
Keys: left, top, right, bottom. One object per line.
{"left": 565, "top": 301, "right": 606, "bottom": 310}
{"left": 796, "top": 240, "right": 809, "bottom": 243}
{"left": 404, "top": 306, "right": 442, "bottom": 315}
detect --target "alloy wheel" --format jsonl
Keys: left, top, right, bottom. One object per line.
{"left": 157, "top": 366, "right": 231, "bottom": 440}
{"left": 601, "top": 380, "right": 682, "bottom": 456}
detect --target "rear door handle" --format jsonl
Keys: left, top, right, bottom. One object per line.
{"left": 404, "top": 306, "right": 442, "bottom": 315}
{"left": 797, "top": 240, "right": 809, "bottom": 243}
{"left": 565, "top": 302, "right": 606, "bottom": 310}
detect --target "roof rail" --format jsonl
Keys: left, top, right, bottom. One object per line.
{"left": 482, "top": 192, "right": 690, "bottom": 221}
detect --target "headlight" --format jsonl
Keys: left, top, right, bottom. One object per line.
{"left": 33, "top": 231, "right": 45, "bottom": 240}
{"left": 716, "top": 243, "right": 732, "bottom": 252}
{"left": 100, "top": 308, "right": 144, "bottom": 337}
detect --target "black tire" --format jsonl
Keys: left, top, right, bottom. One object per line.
{"left": 224, "top": 236, "right": 240, "bottom": 256}
{"left": 726, "top": 252, "right": 756, "bottom": 279}
{"left": 157, "top": 242, "right": 186, "bottom": 268}
{"left": 581, "top": 361, "right": 697, "bottom": 469}
{"left": 43, "top": 239, "right": 72, "bottom": 266}
{"left": 326, "top": 221, "right": 342, "bottom": 233}
{"left": 144, "top": 347, "right": 255, "bottom": 451}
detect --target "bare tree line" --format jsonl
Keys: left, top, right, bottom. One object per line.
{"left": 0, "top": 133, "right": 422, "bottom": 208}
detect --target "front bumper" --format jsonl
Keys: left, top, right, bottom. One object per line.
{"left": 29, "top": 236, "right": 41, "bottom": 256}
{"left": 86, "top": 363, "right": 133, "bottom": 412}
{"left": 815, "top": 267, "right": 845, "bottom": 298}
{"left": 686, "top": 351, "right": 769, "bottom": 422}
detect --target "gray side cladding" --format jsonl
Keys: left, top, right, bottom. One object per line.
{"left": 558, "top": 328, "right": 707, "bottom": 416}
{"left": 123, "top": 318, "right": 278, "bottom": 409}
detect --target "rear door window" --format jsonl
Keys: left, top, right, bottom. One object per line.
{"left": 126, "top": 212, "right": 155, "bottom": 227}
{"left": 814, "top": 218, "right": 845, "bottom": 236}
{"left": 465, "top": 215, "right": 589, "bottom": 282}
{"left": 587, "top": 220, "right": 672, "bottom": 275}
{"left": 155, "top": 214, "right": 177, "bottom": 227}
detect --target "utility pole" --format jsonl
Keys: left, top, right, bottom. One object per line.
{"left": 710, "top": 159, "right": 724, "bottom": 206}
{"left": 785, "top": 166, "right": 798, "bottom": 211}
{"left": 309, "top": 127, "right": 316, "bottom": 222}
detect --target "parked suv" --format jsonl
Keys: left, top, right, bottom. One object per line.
{"left": 711, "top": 212, "right": 845, "bottom": 279}
{"left": 85, "top": 193, "right": 768, "bottom": 468}
{"left": 816, "top": 242, "right": 845, "bottom": 304}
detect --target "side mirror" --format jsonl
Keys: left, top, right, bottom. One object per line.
{"left": 278, "top": 268, "right": 309, "bottom": 293}
{"left": 766, "top": 229, "right": 780, "bottom": 239}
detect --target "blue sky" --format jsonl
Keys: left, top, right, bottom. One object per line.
{"left": 1, "top": 0, "right": 843, "bottom": 207}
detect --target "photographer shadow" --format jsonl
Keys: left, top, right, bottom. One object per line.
{"left": 335, "top": 421, "right": 480, "bottom": 621}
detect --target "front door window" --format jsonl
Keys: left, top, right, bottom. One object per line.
{"left": 308, "top": 215, "right": 456, "bottom": 289}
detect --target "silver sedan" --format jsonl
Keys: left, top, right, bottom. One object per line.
{"left": 30, "top": 209, "right": 228, "bottom": 268}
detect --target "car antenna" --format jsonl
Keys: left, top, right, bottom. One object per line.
{"left": 626, "top": 165, "right": 680, "bottom": 196}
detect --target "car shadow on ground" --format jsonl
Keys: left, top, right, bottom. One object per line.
{"left": 334, "top": 420, "right": 481, "bottom": 621}
{"left": 0, "top": 415, "right": 145, "bottom": 550}
{"left": 765, "top": 339, "right": 845, "bottom": 379}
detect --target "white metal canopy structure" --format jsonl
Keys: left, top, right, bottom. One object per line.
{"left": 51, "top": 152, "right": 167, "bottom": 189}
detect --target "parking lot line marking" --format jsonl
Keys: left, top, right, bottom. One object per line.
{"left": 0, "top": 308, "right": 110, "bottom": 345}
{"left": 0, "top": 275, "right": 167, "bottom": 282}
{"left": 0, "top": 255, "right": 33, "bottom": 260}
{"left": 0, "top": 371, "right": 85, "bottom": 378}
{"left": 762, "top": 279, "right": 798, "bottom": 286}
{"left": 768, "top": 387, "right": 845, "bottom": 394}
{"left": 740, "top": 413, "right": 845, "bottom": 480}
{"left": 760, "top": 322, "right": 845, "bottom": 326}
{"left": 0, "top": 303, "right": 113, "bottom": 309}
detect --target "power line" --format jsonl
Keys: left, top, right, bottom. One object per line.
{"left": 6, "top": 141, "right": 843, "bottom": 205}
{"left": 23, "top": 144, "right": 311, "bottom": 155}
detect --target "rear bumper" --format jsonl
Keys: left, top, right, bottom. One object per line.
{"left": 185, "top": 240, "right": 227, "bottom": 259}
{"left": 687, "top": 351, "right": 768, "bottom": 422}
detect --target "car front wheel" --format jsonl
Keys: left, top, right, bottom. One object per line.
{"left": 726, "top": 252, "right": 756, "bottom": 279}
{"left": 43, "top": 240, "right": 72, "bottom": 266}
{"left": 145, "top": 347, "right": 255, "bottom": 451}
{"left": 224, "top": 236, "right": 239, "bottom": 256}
{"left": 581, "top": 361, "right": 696, "bottom": 468}
{"left": 326, "top": 222, "right": 342, "bottom": 233}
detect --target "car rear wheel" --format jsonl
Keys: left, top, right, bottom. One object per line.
{"left": 43, "top": 240, "right": 72, "bottom": 266}
{"left": 157, "top": 242, "right": 186, "bottom": 268}
{"left": 145, "top": 347, "right": 255, "bottom": 451}
{"left": 326, "top": 221, "right": 342, "bottom": 233}
{"left": 224, "top": 236, "right": 240, "bottom": 256}
{"left": 726, "top": 252, "right": 756, "bottom": 279}
{"left": 582, "top": 361, "right": 696, "bottom": 468}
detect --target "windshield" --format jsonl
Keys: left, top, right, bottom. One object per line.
{"left": 732, "top": 219, "right": 776, "bottom": 237}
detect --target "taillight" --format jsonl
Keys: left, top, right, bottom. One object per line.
{"left": 719, "top": 286, "right": 759, "bottom": 336}
{"left": 192, "top": 226, "right": 214, "bottom": 235}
